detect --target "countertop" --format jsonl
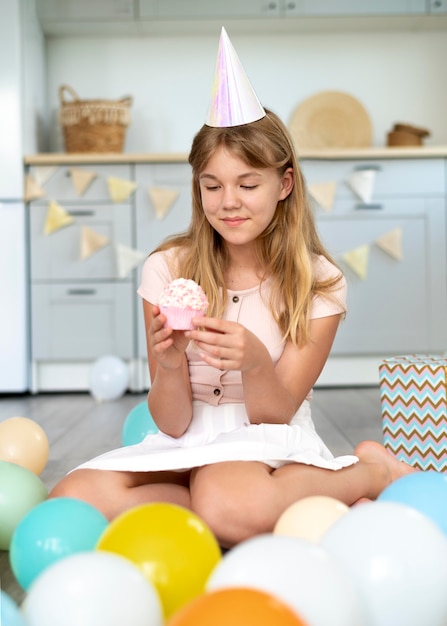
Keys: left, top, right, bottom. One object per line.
{"left": 24, "top": 146, "right": 447, "bottom": 165}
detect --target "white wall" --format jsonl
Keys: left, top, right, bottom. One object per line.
{"left": 44, "top": 29, "right": 447, "bottom": 153}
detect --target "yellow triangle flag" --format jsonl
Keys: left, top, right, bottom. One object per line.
{"left": 80, "top": 226, "right": 109, "bottom": 260}
{"left": 25, "top": 174, "right": 46, "bottom": 202}
{"left": 115, "top": 244, "right": 147, "bottom": 278}
{"left": 375, "top": 227, "right": 403, "bottom": 261}
{"left": 44, "top": 200, "right": 75, "bottom": 235}
{"left": 69, "top": 168, "right": 97, "bottom": 196}
{"left": 346, "top": 170, "right": 376, "bottom": 203}
{"left": 308, "top": 181, "right": 337, "bottom": 212}
{"left": 148, "top": 187, "right": 180, "bottom": 219}
{"left": 342, "top": 244, "right": 370, "bottom": 280}
{"left": 107, "top": 177, "right": 137, "bottom": 203}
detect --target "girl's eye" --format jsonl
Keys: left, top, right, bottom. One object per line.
{"left": 204, "top": 185, "right": 219, "bottom": 191}
{"left": 241, "top": 185, "right": 257, "bottom": 190}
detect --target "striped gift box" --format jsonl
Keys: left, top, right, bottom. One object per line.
{"left": 379, "top": 354, "right": 447, "bottom": 471}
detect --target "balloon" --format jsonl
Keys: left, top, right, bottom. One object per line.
{"left": 10, "top": 496, "right": 108, "bottom": 590}
{"left": 378, "top": 471, "right": 447, "bottom": 537}
{"left": 122, "top": 401, "right": 158, "bottom": 446}
{"left": 207, "top": 534, "right": 367, "bottom": 626}
{"left": 273, "top": 496, "right": 349, "bottom": 542}
{"left": 0, "top": 417, "right": 49, "bottom": 474}
{"left": 321, "top": 501, "right": 447, "bottom": 626}
{"left": 0, "top": 460, "right": 47, "bottom": 550}
{"left": 89, "top": 355, "right": 129, "bottom": 402}
{"left": 21, "top": 551, "right": 163, "bottom": 626}
{"left": 168, "top": 587, "right": 307, "bottom": 626}
{"left": 0, "top": 591, "right": 27, "bottom": 626}
{"left": 96, "top": 503, "right": 221, "bottom": 618}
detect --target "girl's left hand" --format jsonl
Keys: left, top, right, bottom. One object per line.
{"left": 186, "top": 316, "right": 267, "bottom": 372}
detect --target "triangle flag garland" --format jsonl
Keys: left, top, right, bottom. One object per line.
{"left": 80, "top": 226, "right": 109, "bottom": 260}
{"left": 25, "top": 174, "right": 46, "bottom": 202}
{"left": 44, "top": 200, "right": 75, "bottom": 235}
{"left": 69, "top": 168, "right": 97, "bottom": 197}
{"left": 32, "top": 165, "right": 58, "bottom": 187}
{"left": 342, "top": 244, "right": 370, "bottom": 280}
{"left": 115, "top": 243, "right": 147, "bottom": 279}
{"left": 107, "top": 177, "right": 137, "bottom": 203}
{"left": 148, "top": 187, "right": 180, "bottom": 220}
{"left": 308, "top": 181, "right": 337, "bottom": 212}
{"left": 346, "top": 169, "right": 376, "bottom": 203}
{"left": 375, "top": 227, "right": 403, "bottom": 261}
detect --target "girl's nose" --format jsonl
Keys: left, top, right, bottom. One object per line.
{"left": 222, "top": 187, "right": 241, "bottom": 209}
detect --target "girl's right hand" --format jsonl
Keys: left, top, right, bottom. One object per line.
{"left": 148, "top": 305, "right": 190, "bottom": 370}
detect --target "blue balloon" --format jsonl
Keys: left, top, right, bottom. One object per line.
{"left": 0, "top": 591, "right": 27, "bottom": 626}
{"left": 9, "top": 497, "right": 109, "bottom": 590}
{"left": 378, "top": 471, "right": 447, "bottom": 537}
{"left": 122, "top": 401, "right": 158, "bottom": 446}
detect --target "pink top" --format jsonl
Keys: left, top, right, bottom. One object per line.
{"left": 137, "top": 249, "right": 347, "bottom": 405}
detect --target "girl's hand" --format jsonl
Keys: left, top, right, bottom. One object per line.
{"left": 186, "top": 316, "right": 268, "bottom": 372}
{"left": 149, "top": 305, "right": 190, "bottom": 370}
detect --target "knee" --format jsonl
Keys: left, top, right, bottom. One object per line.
{"left": 49, "top": 470, "right": 100, "bottom": 505}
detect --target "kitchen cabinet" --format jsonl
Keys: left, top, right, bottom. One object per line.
{"left": 25, "top": 149, "right": 447, "bottom": 389}
{"left": 301, "top": 157, "right": 447, "bottom": 358}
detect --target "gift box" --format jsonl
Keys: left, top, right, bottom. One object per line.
{"left": 379, "top": 354, "right": 447, "bottom": 471}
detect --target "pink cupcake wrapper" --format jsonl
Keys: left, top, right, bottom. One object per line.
{"left": 160, "top": 306, "right": 207, "bottom": 330}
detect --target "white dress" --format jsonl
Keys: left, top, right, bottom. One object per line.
{"left": 75, "top": 251, "right": 358, "bottom": 473}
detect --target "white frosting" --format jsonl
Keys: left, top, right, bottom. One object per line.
{"left": 158, "top": 278, "right": 209, "bottom": 310}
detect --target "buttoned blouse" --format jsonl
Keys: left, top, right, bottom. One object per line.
{"left": 137, "top": 249, "right": 347, "bottom": 405}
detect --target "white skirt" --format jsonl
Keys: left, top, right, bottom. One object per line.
{"left": 74, "top": 400, "right": 358, "bottom": 473}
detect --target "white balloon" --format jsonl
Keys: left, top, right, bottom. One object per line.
{"left": 321, "top": 501, "right": 447, "bottom": 626}
{"left": 89, "top": 355, "right": 129, "bottom": 402}
{"left": 207, "top": 534, "right": 368, "bottom": 626}
{"left": 21, "top": 551, "right": 163, "bottom": 626}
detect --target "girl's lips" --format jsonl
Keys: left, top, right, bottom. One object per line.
{"left": 222, "top": 217, "right": 247, "bottom": 227}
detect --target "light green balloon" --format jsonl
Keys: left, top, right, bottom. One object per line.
{"left": 0, "top": 460, "right": 48, "bottom": 550}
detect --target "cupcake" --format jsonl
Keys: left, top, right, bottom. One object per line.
{"left": 157, "top": 278, "right": 209, "bottom": 330}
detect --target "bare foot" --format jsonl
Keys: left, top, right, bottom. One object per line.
{"left": 354, "top": 440, "right": 417, "bottom": 496}
{"left": 352, "top": 497, "right": 373, "bottom": 506}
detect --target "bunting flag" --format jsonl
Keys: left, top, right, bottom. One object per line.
{"left": 80, "top": 226, "right": 109, "bottom": 260}
{"left": 69, "top": 168, "right": 97, "bottom": 197}
{"left": 32, "top": 165, "right": 58, "bottom": 187}
{"left": 115, "top": 243, "right": 147, "bottom": 278}
{"left": 308, "top": 181, "right": 337, "bottom": 213}
{"left": 148, "top": 186, "right": 180, "bottom": 220}
{"left": 342, "top": 244, "right": 370, "bottom": 280}
{"left": 44, "top": 200, "right": 74, "bottom": 235}
{"left": 375, "top": 227, "right": 403, "bottom": 261}
{"left": 24, "top": 174, "right": 46, "bottom": 202}
{"left": 107, "top": 177, "right": 137, "bottom": 203}
{"left": 346, "top": 169, "right": 376, "bottom": 203}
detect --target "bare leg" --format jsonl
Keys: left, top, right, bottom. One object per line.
{"left": 49, "top": 468, "right": 192, "bottom": 520}
{"left": 190, "top": 440, "right": 416, "bottom": 547}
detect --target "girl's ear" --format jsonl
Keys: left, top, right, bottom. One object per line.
{"left": 279, "top": 167, "right": 294, "bottom": 200}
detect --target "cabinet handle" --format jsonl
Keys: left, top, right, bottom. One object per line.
{"left": 67, "top": 210, "right": 95, "bottom": 217}
{"left": 67, "top": 288, "right": 97, "bottom": 296}
{"left": 354, "top": 164, "right": 382, "bottom": 172}
{"left": 355, "top": 203, "right": 383, "bottom": 210}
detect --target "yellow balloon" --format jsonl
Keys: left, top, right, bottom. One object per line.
{"left": 273, "top": 496, "right": 349, "bottom": 543}
{"left": 0, "top": 417, "right": 49, "bottom": 475}
{"left": 96, "top": 503, "right": 222, "bottom": 619}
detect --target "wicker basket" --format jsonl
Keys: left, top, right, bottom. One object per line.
{"left": 59, "top": 85, "right": 133, "bottom": 153}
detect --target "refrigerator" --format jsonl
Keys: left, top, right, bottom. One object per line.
{"left": 0, "top": 0, "right": 30, "bottom": 391}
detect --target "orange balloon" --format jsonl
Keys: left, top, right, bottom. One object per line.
{"left": 168, "top": 587, "right": 308, "bottom": 626}
{"left": 0, "top": 417, "right": 49, "bottom": 475}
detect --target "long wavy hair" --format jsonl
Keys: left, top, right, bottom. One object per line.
{"left": 153, "top": 109, "right": 344, "bottom": 345}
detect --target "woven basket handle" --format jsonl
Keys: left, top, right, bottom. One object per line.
{"left": 119, "top": 96, "right": 133, "bottom": 107}
{"left": 59, "top": 85, "right": 80, "bottom": 104}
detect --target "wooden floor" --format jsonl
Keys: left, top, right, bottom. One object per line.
{"left": 0, "top": 386, "right": 383, "bottom": 605}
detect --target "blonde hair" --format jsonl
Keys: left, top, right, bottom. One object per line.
{"left": 153, "top": 109, "right": 344, "bottom": 345}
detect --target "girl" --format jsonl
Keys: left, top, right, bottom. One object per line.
{"left": 50, "top": 108, "right": 413, "bottom": 548}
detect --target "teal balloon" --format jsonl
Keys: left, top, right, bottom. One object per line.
{"left": 10, "top": 496, "right": 109, "bottom": 590}
{"left": 0, "top": 591, "right": 27, "bottom": 626}
{"left": 378, "top": 471, "right": 447, "bottom": 537}
{"left": 122, "top": 401, "right": 158, "bottom": 446}
{"left": 0, "top": 460, "right": 48, "bottom": 550}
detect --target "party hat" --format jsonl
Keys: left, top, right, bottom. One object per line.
{"left": 206, "top": 27, "right": 266, "bottom": 127}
